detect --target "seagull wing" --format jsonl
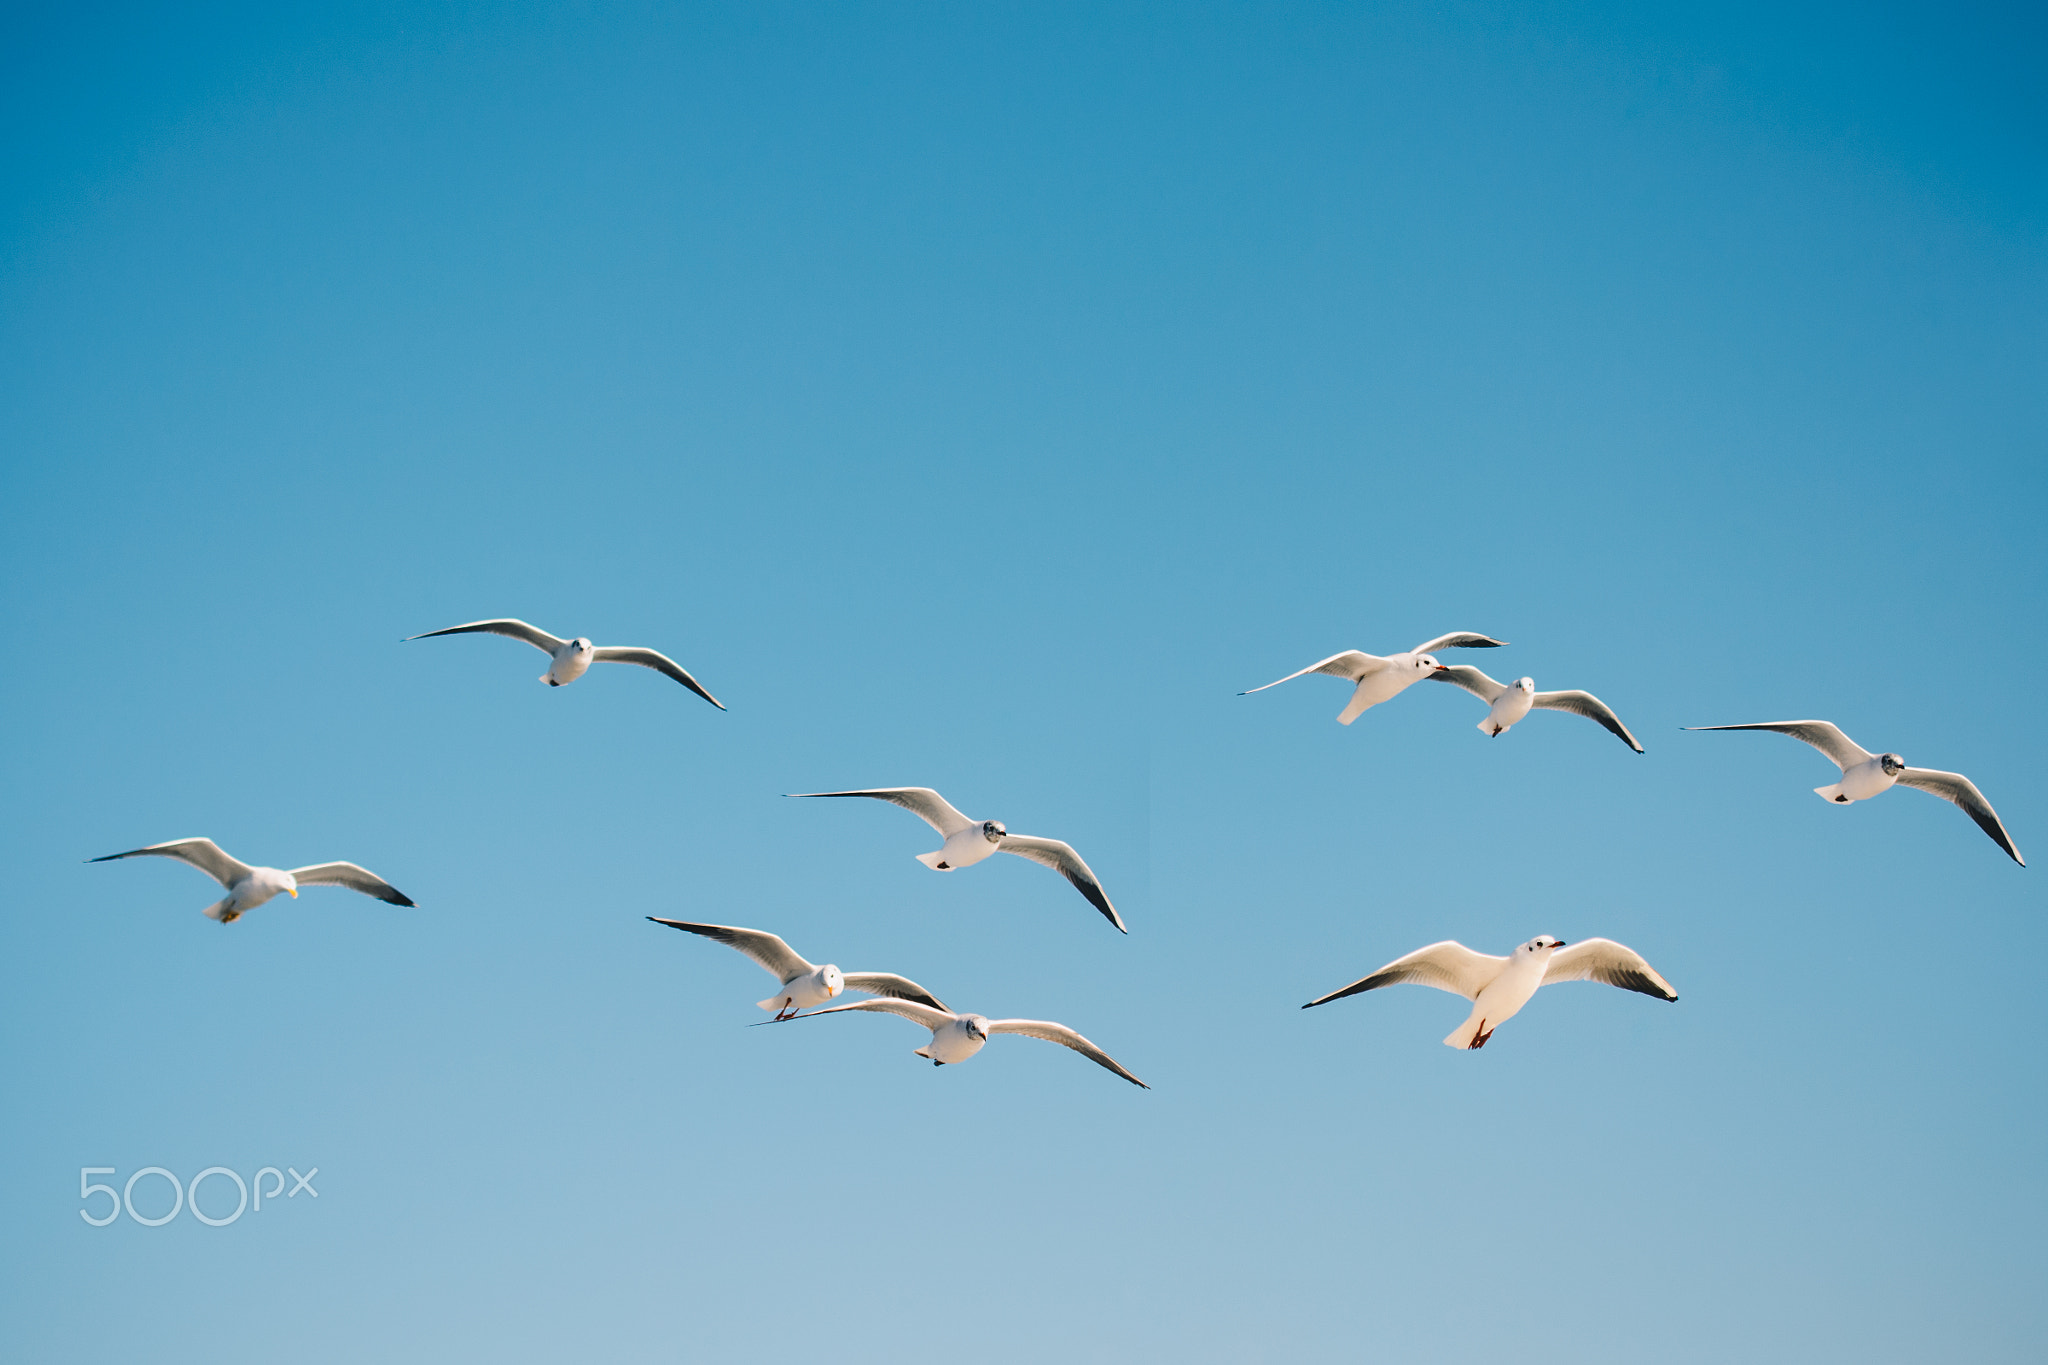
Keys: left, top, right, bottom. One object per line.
{"left": 403, "top": 618, "right": 565, "bottom": 653}
{"left": 590, "top": 646, "right": 725, "bottom": 709}
{"left": 785, "top": 788, "right": 976, "bottom": 838}
{"left": 1427, "top": 665, "right": 1508, "bottom": 703}
{"left": 287, "top": 862, "right": 416, "bottom": 906}
{"left": 1543, "top": 939, "right": 1678, "bottom": 1000}
{"left": 89, "top": 838, "right": 253, "bottom": 889}
{"left": 779, "top": 997, "right": 956, "bottom": 1031}
{"left": 1532, "top": 690, "right": 1645, "bottom": 753}
{"left": 1684, "top": 720, "right": 1871, "bottom": 771}
{"left": 995, "top": 834, "right": 1126, "bottom": 933}
{"left": 1302, "top": 941, "right": 1506, "bottom": 1008}
{"left": 841, "top": 973, "right": 950, "bottom": 1012}
{"left": 986, "top": 1019, "right": 1149, "bottom": 1088}
{"left": 1240, "top": 650, "right": 1386, "bottom": 695}
{"left": 1410, "top": 631, "right": 1509, "bottom": 654}
{"left": 1894, "top": 768, "right": 2025, "bottom": 866}
{"left": 646, "top": 918, "right": 814, "bottom": 982}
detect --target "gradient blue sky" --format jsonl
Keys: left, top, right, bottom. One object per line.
{"left": 2, "top": 3, "right": 2043, "bottom": 1360}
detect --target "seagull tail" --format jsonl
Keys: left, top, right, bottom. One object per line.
{"left": 1336, "top": 688, "right": 1375, "bottom": 725}
{"left": 913, "top": 1045, "right": 934, "bottom": 1059}
{"left": 1813, "top": 782, "right": 1850, "bottom": 803}
{"left": 202, "top": 896, "right": 236, "bottom": 923}
{"left": 756, "top": 995, "right": 787, "bottom": 1013}
{"left": 1443, "top": 1014, "right": 1485, "bottom": 1050}
{"left": 914, "top": 851, "right": 949, "bottom": 870}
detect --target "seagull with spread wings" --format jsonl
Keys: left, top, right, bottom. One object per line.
{"left": 404, "top": 618, "right": 723, "bottom": 709}
{"left": 1427, "top": 666, "right": 1643, "bottom": 752}
{"left": 1304, "top": 935, "right": 1677, "bottom": 1049}
{"left": 783, "top": 997, "right": 1148, "bottom": 1088}
{"left": 647, "top": 917, "right": 948, "bottom": 1019}
{"left": 785, "top": 788, "right": 1125, "bottom": 932}
{"left": 1241, "top": 631, "right": 1508, "bottom": 725}
{"left": 1686, "top": 719, "right": 2023, "bottom": 865}
{"left": 89, "top": 838, "right": 415, "bottom": 923}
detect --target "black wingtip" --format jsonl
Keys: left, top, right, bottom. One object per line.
{"left": 388, "top": 894, "right": 418, "bottom": 907}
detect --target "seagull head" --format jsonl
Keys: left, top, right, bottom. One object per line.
{"left": 963, "top": 1015, "right": 990, "bottom": 1042}
{"left": 981, "top": 820, "right": 1007, "bottom": 843}
{"left": 1412, "top": 653, "right": 1442, "bottom": 673}
{"left": 572, "top": 637, "right": 593, "bottom": 653}
{"left": 1521, "top": 935, "right": 1564, "bottom": 955}
{"left": 1880, "top": 753, "right": 1905, "bottom": 776}
{"left": 281, "top": 871, "right": 299, "bottom": 899}
{"left": 820, "top": 965, "right": 845, "bottom": 998}
{"left": 1516, "top": 677, "right": 1535, "bottom": 693}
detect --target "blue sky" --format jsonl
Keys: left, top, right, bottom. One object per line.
{"left": 2, "top": 2, "right": 2042, "bottom": 1360}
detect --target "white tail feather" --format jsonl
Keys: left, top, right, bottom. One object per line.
{"left": 1813, "top": 783, "right": 1849, "bottom": 802}
{"left": 756, "top": 995, "right": 786, "bottom": 1012}
{"left": 914, "top": 851, "right": 948, "bottom": 870}
{"left": 1443, "top": 1014, "right": 1484, "bottom": 1049}
{"left": 913, "top": 1045, "right": 933, "bottom": 1058}
{"left": 203, "top": 896, "right": 236, "bottom": 923}
{"left": 1337, "top": 688, "right": 1375, "bottom": 725}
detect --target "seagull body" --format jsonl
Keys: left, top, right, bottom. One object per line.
{"left": 646, "top": 917, "right": 947, "bottom": 1019}
{"left": 404, "top": 618, "right": 724, "bottom": 709}
{"left": 785, "top": 788, "right": 1125, "bottom": 932}
{"left": 1242, "top": 631, "right": 1508, "bottom": 724}
{"left": 1686, "top": 720, "right": 2023, "bottom": 865}
{"left": 89, "top": 838, "right": 415, "bottom": 923}
{"left": 787, "top": 997, "right": 1148, "bottom": 1087}
{"left": 1428, "top": 667, "right": 1643, "bottom": 752}
{"left": 1304, "top": 936, "right": 1677, "bottom": 1049}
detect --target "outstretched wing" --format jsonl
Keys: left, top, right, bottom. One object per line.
{"left": 1684, "top": 720, "right": 1870, "bottom": 771}
{"left": 1240, "top": 650, "right": 1386, "bottom": 695}
{"left": 1894, "top": 768, "right": 2025, "bottom": 866}
{"left": 89, "top": 838, "right": 253, "bottom": 889}
{"left": 996, "top": 835, "right": 1126, "bottom": 933}
{"left": 590, "top": 646, "right": 725, "bottom": 709}
{"left": 1543, "top": 939, "right": 1678, "bottom": 1000}
{"left": 841, "top": 973, "right": 950, "bottom": 1012}
{"left": 785, "top": 788, "right": 976, "bottom": 838}
{"left": 1409, "top": 631, "right": 1509, "bottom": 654}
{"left": 288, "top": 862, "right": 416, "bottom": 906}
{"left": 1303, "top": 941, "right": 1506, "bottom": 1008}
{"left": 403, "top": 619, "right": 565, "bottom": 653}
{"left": 647, "top": 918, "right": 813, "bottom": 981}
{"left": 1427, "top": 665, "right": 1509, "bottom": 703}
{"left": 778, "top": 997, "right": 955, "bottom": 1031}
{"left": 986, "top": 1018, "right": 1149, "bottom": 1088}
{"left": 1532, "top": 690, "right": 1645, "bottom": 753}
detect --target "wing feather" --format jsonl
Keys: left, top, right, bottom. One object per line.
{"left": 1427, "top": 665, "right": 1508, "bottom": 703}
{"left": 1303, "top": 942, "right": 1506, "bottom": 1008}
{"left": 840, "top": 972, "right": 950, "bottom": 1012}
{"left": 1532, "top": 690, "right": 1645, "bottom": 752}
{"left": 996, "top": 835, "right": 1125, "bottom": 932}
{"left": 986, "top": 1018, "right": 1149, "bottom": 1088}
{"left": 88, "top": 838, "right": 253, "bottom": 889}
{"left": 785, "top": 788, "right": 975, "bottom": 838}
{"left": 1543, "top": 939, "right": 1678, "bottom": 1000}
{"left": 1240, "top": 650, "right": 1386, "bottom": 695}
{"left": 590, "top": 646, "right": 725, "bottom": 709}
{"left": 1684, "top": 720, "right": 1871, "bottom": 770}
{"left": 1409, "top": 631, "right": 1509, "bottom": 654}
{"left": 647, "top": 918, "right": 813, "bottom": 981}
{"left": 288, "top": 862, "right": 416, "bottom": 906}
{"left": 778, "top": 997, "right": 956, "bottom": 1031}
{"left": 1894, "top": 768, "right": 2025, "bottom": 866}
{"left": 403, "top": 619, "right": 564, "bottom": 653}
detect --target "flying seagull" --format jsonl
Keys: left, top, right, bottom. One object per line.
{"left": 89, "top": 838, "right": 415, "bottom": 923}
{"left": 1304, "top": 936, "right": 1676, "bottom": 1049}
{"left": 404, "top": 618, "right": 723, "bottom": 709}
{"left": 1242, "top": 631, "right": 1508, "bottom": 724}
{"left": 647, "top": 917, "right": 949, "bottom": 1019}
{"left": 783, "top": 997, "right": 1148, "bottom": 1088}
{"left": 1427, "top": 666, "right": 1643, "bottom": 752}
{"left": 1685, "top": 720, "right": 2023, "bottom": 865}
{"left": 785, "top": 788, "right": 1125, "bottom": 932}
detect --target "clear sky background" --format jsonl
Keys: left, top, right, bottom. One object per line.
{"left": 2, "top": 2, "right": 2042, "bottom": 1360}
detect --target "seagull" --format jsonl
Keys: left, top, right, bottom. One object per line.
{"left": 1242, "top": 631, "right": 1508, "bottom": 724}
{"left": 404, "top": 618, "right": 724, "bottom": 709}
{"left": 783, "top": 997, "right": 1148, "bottom": 1087}
{"left": 1427, "top": 666, "right": 1643, "bottom": 752}
{"left": 647, "top": 917, "right": 949, "bottom": 1019}
{"left": 1303, "top": 936, "right": 1676, "bottom": 1049}
{"left": 1686, "top": 720, "right": 2023, "bottom": 865}
{"left": 785, "top": 788, "right": 1125, "bottom": 932}
{"left": 89, "top": 838, "right": 416, "bottom": 923}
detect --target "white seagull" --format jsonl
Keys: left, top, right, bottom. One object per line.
{"left": 90, "top": 838, "right": 415, "bottom": 923}
{"left": 647, "top": 917, "right": 949, "bottom": 1019}
{"left": 1242, "top": 631, "right": 1509, "bottom": 724}
{"left": 404, "top": 618, "right": 724, "bottom": 709}
{"left": 1686, "top": 720, "right": 2023, "bottom": 865}
{"left": 785, "top": 788, "right": 1125, "bottom": 932}
{"left": 1427, "top": 666, "right": 1643, "bottom": 752}
{"left": 1304, "top": 936, "right": 1677, "bottom": 1049}
{"left": 785, "top": 997, "right": 1148, "bottom": 1088}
